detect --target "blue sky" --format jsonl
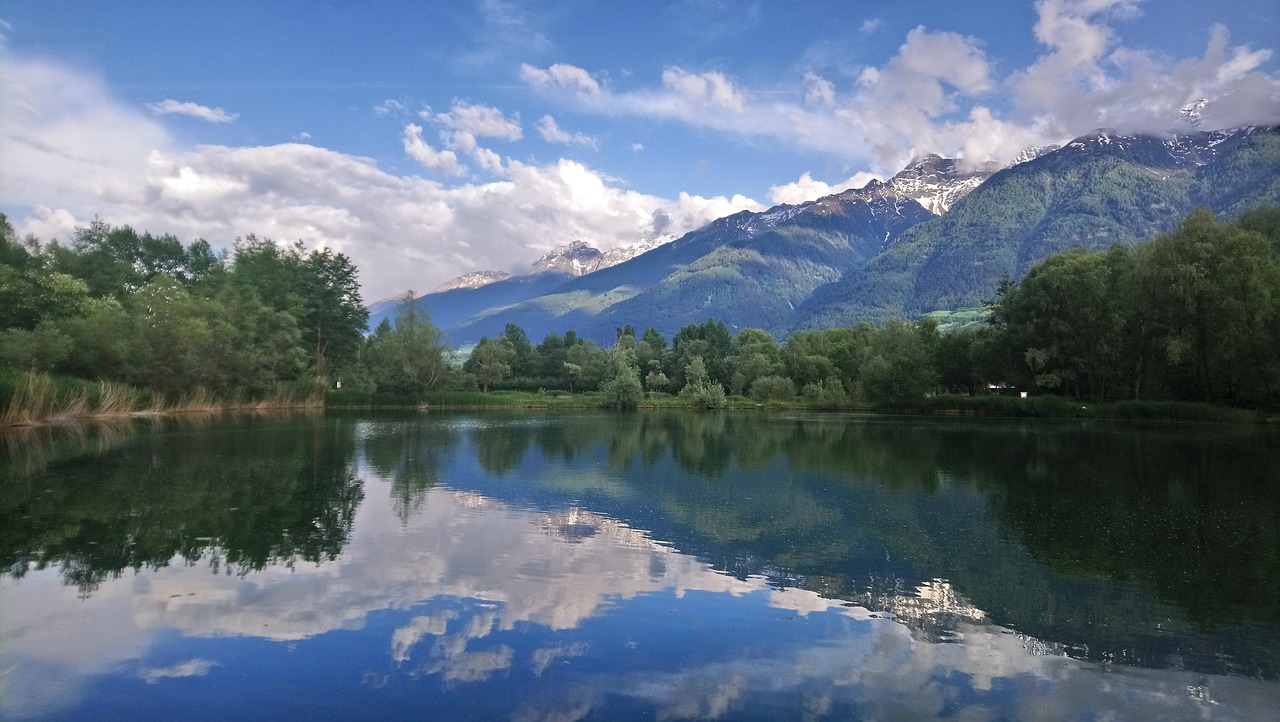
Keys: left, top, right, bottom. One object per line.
{"left": 2, "top": 0, "right": 1277, "bottom": 299}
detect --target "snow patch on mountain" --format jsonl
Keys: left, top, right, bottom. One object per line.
{"left": 431, "top": 270, "right": 513, "bottom": 293}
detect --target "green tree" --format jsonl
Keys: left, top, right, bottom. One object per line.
{"left": 364, "top": 294, "right": 450, "bottom": 395}
{"left": 599, "top": 349, "right": 643, "bottom": 410}
{"left": 679, "top": 355, "right": 726, "bottom": 409}
{"left": 467, "top": 336, "right": 516, "bottom": 393}
{"left": 1132, "top": 209, "right": 1280, "bottom": 404}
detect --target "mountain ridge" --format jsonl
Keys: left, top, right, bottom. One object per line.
{"left": 380, "top": 125, "right": 1279, "bottom": 343}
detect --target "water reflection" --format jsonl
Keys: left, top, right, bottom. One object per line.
{"left": 2, "top": 411, "right": 1278, "bottom": 720}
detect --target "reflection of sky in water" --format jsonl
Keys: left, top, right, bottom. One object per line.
{"left": 3, "top": 424, "right": 1279, "bottom": 720}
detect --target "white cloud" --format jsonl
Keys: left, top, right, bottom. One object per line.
{"left": 436, "top": 101, "right": 522, "bottom": 143}
{"left": 537, "top": 115, "right": 598, "bottom": 149}
{"left": 1014, "top": 1, "right": 1280, "bottom": 137}
{"left": 861, "top": 18, "right": 884, "bottom": 35}
{"left": 803, "top": 71, "right": 836, "bottom": 106}
{"left": 2, "top": 51, "right": 759, "bottom": 301}
{"left": 1, "top": 53, "right": 173, "bottom": 213}
{"left": 145, "top": 99, "right": 238, "bottom": 123}
{"left": 767, "top": 171, "right": 882, "bottom": 206}
{"left": 519, "top": 62, "right": 602, "bottom": 96}
{"left": 374, "top": 99, "right": 406, "bottom": 117}
{"left": 630, "top": 142, "right": 645, "bottom": 153}
{"left": 521, "top": 8, "right": 1280, "bottom": 173}
{"left": 661, "top": 67, "right": 747, "bottom": 112}
{"left": 296, "top": 131, "right": 312, "bottom": 140}
{"left": 403, "top": 123, "right": 464, "bottom": 176}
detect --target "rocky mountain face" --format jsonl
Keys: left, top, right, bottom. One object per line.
{"left": 380, "top": 125, "right": 1278, "bottom": 343}
{"left": 878, "top": 154, "right": 994, "bottom": 215}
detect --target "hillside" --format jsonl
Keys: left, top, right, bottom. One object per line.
{"left": 386, "top": 125, "right": 1279, "bottom": 344}
{"left": 792, "top": 126, "right": 1280, "bottom": 329}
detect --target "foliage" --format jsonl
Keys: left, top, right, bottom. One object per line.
{"left": 678, "top": 356, "right": 727, "bottom": 409}
{"left": 0, "top": 216, "right": 368, "bottom": 418}
{"left": 599, "top": 350, "right": 644, "bottom": 410}
{"left": 364, "top": 294, "right": 450, "bottom": 395}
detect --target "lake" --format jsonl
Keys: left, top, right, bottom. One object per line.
{"left": 2, "top": 411, "right": 1278, "bottom": 720}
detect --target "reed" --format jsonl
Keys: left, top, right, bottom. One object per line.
{"left": 1, "top": 371, "right": 326, "bottom": 427}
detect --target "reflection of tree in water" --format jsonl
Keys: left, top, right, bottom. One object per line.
{"left": 472, "top": 416, "right": 536, "bottom": 476}
{"left": 0, "top": 415, "right": 363, "bottom": 596}
{"left": 360, "top": 416, "right": 460, "bottom": 523}
{"left": 466, "top": 411, "right": 1280, "bottom": 677}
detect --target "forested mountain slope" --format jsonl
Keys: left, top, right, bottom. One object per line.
{"left": 793, "top": 126, "right": 1280, "bottom": 329}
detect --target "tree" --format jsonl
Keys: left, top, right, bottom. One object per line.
{"left": 467, "top": 337, "right": 515, "bottom": 393}
{"left": 998, "top": 248, "right": 1131, "bottom": 400}
{"left": 230, "top": 237, "right": 368, "bottom": 380}
{"left": 363, "top": 294, "right": 449, "bottom": 395}
{"left": 673, "top": 319, "right": 731, "bottom": 389}
{"left": 501, "top": 323, "right": 538, "bottom": 378}
{"left": 599, "top": 350, "right": 643, "bottom": 410}
{"left": 860, "top": 318, "right": 938, "bottom": 405}
{"left": 727, "top": 328, "right": 782, "bottom": 395}
{"left": 679, "top": 355, "right": 726, "bottom": 409}
{"left": 1132, "top": 209, "right": 1280, "bottom": 404}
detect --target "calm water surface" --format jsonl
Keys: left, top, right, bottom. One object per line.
{"left": 2, "top": 411, "right": 1278, "bottom": 720}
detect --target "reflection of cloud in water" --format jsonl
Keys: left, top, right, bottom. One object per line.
{"left": 530, "top": 642, "right": 588, "bottom": 677}
{"left": 583, "top": 618, "right": 1275, "bottom": 722}
{"left": 5, "top": 480, "right": 1279, "bottom": 720}
{"left": 139, "top": 658, "right": 219, "bottom": 684}
{"left": 131, "top": 488, "right": 759, "bottom": 643}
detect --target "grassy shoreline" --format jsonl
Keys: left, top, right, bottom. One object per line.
{"left": 5, "top": 372, "right": 1268, "bottom": 427}
{"left": 0, "top": 372, "right": 323, "bottom": 427}
{"left": 327, "top": 389, "right": 1270, "bottom": 424}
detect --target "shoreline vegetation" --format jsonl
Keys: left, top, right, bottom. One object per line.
{"left": 326, "top": 389, "right": 1267, "bottom": 424}
{"left": 2, "top": 371, "right": 1266, "bottom": 428}
{"left": 0, "top": 371, "right": 322, "bottom": 427}
{"left": 4, "top": 208, "right": 1280, "bottom": 430}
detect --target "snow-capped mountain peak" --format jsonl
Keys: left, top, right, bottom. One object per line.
{"left": 531, "top": 240, "right": 605, "bottom": 276}
{"left": 430, "top": 270, "right": 513, "bottom": 294}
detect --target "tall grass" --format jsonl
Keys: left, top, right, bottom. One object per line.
{"left": 0, "top": 370, "right": 325, "bottom": 427}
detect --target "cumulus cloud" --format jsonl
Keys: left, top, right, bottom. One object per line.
{"left": 374, "top": 99, "right": 406, "bottom": 117}
{"left": 521, "top": 4, "right": 1280, "bottom": 173}
{"left": 1, "top": 53, "right": 173, "bottom": 212}
{"left": 767, "top": 171, "right": 882, "bottom": 206}
{"left": 861, "top": 18, "right": 885, "bottom": 35}
{"left": 433, "top": 100, "right": 522, "bottom": 145}
{"left": 405, "top": 100, "right": 524, "bottom": 177}
{"left": 403, "top": 124, "right": 464, "bottom": 176}
{"left": 519, "top": 62, "right": 602, "bottom": 96}
{"left": 145, "top": 99, "right": 238, "bottom": 123}
{"left": 537, "top": 115, "right": 598, "bottom": 148}
{"left": 661, "top": 67, "right": 747, "bottom": 112}
{"left": 2, "top": 51, "right": 760, "bottom": 301}
{"left": 803, "top": 72, "right": 836, "bottom": 106}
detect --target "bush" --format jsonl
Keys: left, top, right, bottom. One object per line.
{"left": 600, "top": 372, "right": 643, "bottom": 410}
{"left": 802, "top": 377, "right": 847, "bottom": 409}
{"left": 679, "top": 382, "right": 726, "bottom": 409}
{"left": 749, "top": 375, "right": 795, "bottom": 401}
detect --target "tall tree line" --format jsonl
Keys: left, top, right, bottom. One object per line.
{"left": 450, "top": 207, "right": 1280, "bottom": 409}
{"left": 0, "top": 216, "right": 368, "bottom": 397}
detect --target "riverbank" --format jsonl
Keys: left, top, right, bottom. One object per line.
{"left": 0, "top": 371, "right": 322, "bottom": 427}
{"left": 327, "top": 389, "right": 1270, "bottom": 424}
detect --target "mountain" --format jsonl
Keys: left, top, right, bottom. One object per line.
{"left": 530, "top": 240, "right": 605, "bottom": 276}
{"left": 370, "top": 236, "right": 682, "bottom": 330}
{"left": 443, "top": 153, "right": 991, "bottom": 342}
{"left": 384, "top": 125, "right": 1278, "bottom": 344}
{"left": 792, "top": 125, "right": 1280, "bottom": 329}
{"left": 431, "top": 270, "right": 512, "bottom": 293}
